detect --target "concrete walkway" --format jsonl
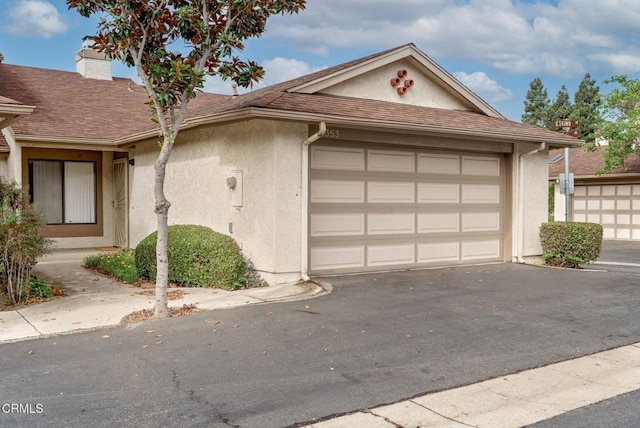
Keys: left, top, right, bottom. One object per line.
{"left": 306, "top": 343, "right": 640, "bottom": 428}
{"left": 0, "top": 249, "right": 326, "bottom": 343}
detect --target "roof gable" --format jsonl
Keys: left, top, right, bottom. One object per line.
{"left": 287, "top": 44, "right": 504, "bottom": 118}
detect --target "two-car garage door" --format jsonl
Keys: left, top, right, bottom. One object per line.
{"left": 572, "top": 184, "right": 640, "bottom": 240}
{"left": 308, "top": 144, "right": 506, "bottom": 274}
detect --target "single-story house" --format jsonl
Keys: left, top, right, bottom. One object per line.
{"left": 549, "top": 146, "right": 640, "bottom": 240}
{"left": 1, "top": 43, "right": 578, "bottom": 283}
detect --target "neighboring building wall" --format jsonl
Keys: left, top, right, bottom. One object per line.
{"left": 320, "top": 59, "right": 470, "bottom": 111}
{"left": 512, "top": 143, "right": 549, "bottom": 260}
{"left": 128, "top": 119, "right": 307, "bottom": 284}
{"left": 553, "top": 183, "right": 569, "bottom": 221}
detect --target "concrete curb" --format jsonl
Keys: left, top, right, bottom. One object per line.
{"left": 304, "top": 342, "right": 640, "bottom": 428}
{"left": 0, "top": 256, "right": 329, "bottom": 344}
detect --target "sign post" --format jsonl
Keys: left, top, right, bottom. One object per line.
{"left": 554, "top": 120, "right": 580, "bottom": 222}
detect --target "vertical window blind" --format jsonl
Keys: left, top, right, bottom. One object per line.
{"left": 30, "top": 160, "right": 96, "bottom": 224}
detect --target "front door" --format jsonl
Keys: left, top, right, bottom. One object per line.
{"left": 113, "top": 158, "right": 128, "bottom": 247}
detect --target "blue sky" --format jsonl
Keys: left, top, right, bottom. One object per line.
{"left": 2, "top": 0, "right": 640, "bottom": 121}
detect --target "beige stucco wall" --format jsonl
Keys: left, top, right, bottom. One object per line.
{"left": 2, "top": 128, "right": 21, "bottom": 183}
{"left": 512, "top": 143, "right": 549, "bottom": 260}
{"left": 320, "top": 59, "right": 470, "bottom": 111}
{"left": 128, "top": 119, "right": 307, "bottom": 284}
{"left": 0, "top": 155, "right": 7, "bottom": 178}
{"left": 553, "top": 183, "right": 568, "bottom": 221}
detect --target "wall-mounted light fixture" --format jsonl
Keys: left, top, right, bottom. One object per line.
{"left": 128, "top": 158, "right": 135, "bottom": 166}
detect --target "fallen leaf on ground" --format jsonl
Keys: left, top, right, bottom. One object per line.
{"left": 264, "top": 311, "right": 273, "bottom": 316}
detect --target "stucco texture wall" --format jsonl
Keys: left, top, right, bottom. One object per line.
{"left": 514, "top": 144, "right": 549, "bottom": 257}
{"left": 128, "top": 119, "right": 307, "bottom": 282}
{"left": 320, "top": 59, "right": 470, "bottom": 111}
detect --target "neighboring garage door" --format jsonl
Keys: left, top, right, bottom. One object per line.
{"left": 573, "top": 184, "right": 640, "bottom": 240}
{"left": 308, "top": 144, "right": 506, "bottom": 274}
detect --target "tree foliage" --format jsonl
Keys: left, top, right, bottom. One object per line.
{"left": 522, "top": 78, "right": 550, "bottom": 127}
{"left": 522, "top": 75, "right": 601, "bottom": 143}
{"left": 570, "top": 73, "right": 601, "bottom": 143}
{"left": 596, "top": 75, "right": 640, "bottom": 173}
{"left": 68, "top": 0, "right": 306, "bottom": 316}
{"left": 546, "top": 85, "right": 572, "bottom": 130}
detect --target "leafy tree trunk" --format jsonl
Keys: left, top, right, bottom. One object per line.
{"left": 154, "top": 135, "right": 174, "bottom": 316}
{"left": 68, "top": 0, "right": 306, "bottom": 317}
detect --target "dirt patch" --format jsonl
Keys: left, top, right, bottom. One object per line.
{"left": 121, "top": 304, "right": 202, "bottom": 323}
{"left": 135, "top": 289, "right": 185, "bottom": 300}
{"left": 0, "top": 287, "right": 64, "bottom": 312}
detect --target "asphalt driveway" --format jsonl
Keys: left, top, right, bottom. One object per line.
{"left": 3, "top": 241, "right": 640, "bottom": 427}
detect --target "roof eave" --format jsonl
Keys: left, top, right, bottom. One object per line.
{"left": 114, "top": 107, "right": 584, "bottom": 148}
{"left": 0, "top": 104, "right": 36, "bottom": 129}
{"left": 15, "top": 134, "right": 122, "bottom": 151}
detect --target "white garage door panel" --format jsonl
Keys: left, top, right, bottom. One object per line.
{"left": 368, "top": 182, "right": 415, "bottom": 203}
{"left": 619, "top": 185, "right": 631, "bottom": 195}
{"left": 418, "top": 183, "right": 460, "bottom": 203}
{"left": 418, "top": 154, "right": 460, "bottom": 175}
{"left": 310, "top": 213, "right": 364, "bottom": 237}
{"left": 311, "top": 180, "right": 365, "bottom": 203}
{"left": 367, "top": 244, "right": 415, "bottom": 266}
{"left": 368, "top": 213, "right": 415, "bottom": 235}
{"left": 462, "top": 156, "right": 500, "bottom": 177}
{"left": 461, "top": 212, "right": 501, "bottom": 232}
{"left": 310, "top": 246, "right": 365, "bottom": 271}
{"left": 461, "top": 240, "right": 501, "bottom": 260}
{"left": 573, "top": 184, "right": 640, "bottom": 241}
{"left": 417, "top": 242, "right": 459, "bottom": 263}
{"left": 311, "top": 146, "right": 364, "bottom": 171}
{"left": 309, "top": 145, "right": 505, "bottom": 273}
{"left": 461, "top": 184, "right": 500, "bottom": 204}
{"left": 368, "top": 150, "right": 415, "bottom": 173}
{"left": 418, "top": 213, "right": 459, "bottom": 233}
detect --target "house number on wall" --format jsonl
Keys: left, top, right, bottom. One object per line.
{"left": 324, "top": 129, "right": 340, "bottom": 139}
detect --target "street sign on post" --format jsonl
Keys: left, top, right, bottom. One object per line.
{"left": 555, "top": 120, "right": 580, "bottom": 128}
{"left": 559, "top": 173, "right": 574, "bottom": 195}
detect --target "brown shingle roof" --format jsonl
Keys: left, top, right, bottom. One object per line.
{"left": 0, "top": 44, "right": 580, "bottom": 148}
{"left": 549, "top": 146, "right": 640, "bottom": 178}
{"left": 0, "top": 63, "right": 153, "bottom": 140}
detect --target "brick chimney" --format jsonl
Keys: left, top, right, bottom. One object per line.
{"left": 75, "top": 36, "right": 112, "bottom": 80}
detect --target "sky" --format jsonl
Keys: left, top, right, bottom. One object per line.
{"left": 1, "top": 0, "right": 640, "bottom": 121}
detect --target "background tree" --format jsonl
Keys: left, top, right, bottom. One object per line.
{"left": 596, "top": 75, "right": 640, "bottom": 173}
{"left": 545, "top": 85, "right": 573, "bottom": 130}
{"left": 570, "top": 73, "right": 601, "bottom": 143}
{"left": 522, "top": 77, "right": 550, "bottom": 127}
{"left": 68, "top": 0, "right": 306, "bottom": 317}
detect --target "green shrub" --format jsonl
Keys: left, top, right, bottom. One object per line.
{"left": 540, "top": 222, "right": 603, "bottom": 268}
{"left": 28, "top": 278, "right": 53, "bottom": 300}
{"left": 0, "top": 178, "right": 52, "bottom": 304}
{"left": 84, "top": 250, "right": 139, "bottom": 284}
{"left": 135, "top": 225, "right": 246, "bottom": 290}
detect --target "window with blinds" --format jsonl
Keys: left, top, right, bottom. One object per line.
{"left": 29, "top": 160, "right": 97, "bottom": 224}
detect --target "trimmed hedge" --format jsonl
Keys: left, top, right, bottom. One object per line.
{"left": 135, "top": 225, "right": 246, "bottom": 290}
{"left": 540, "top": 222, "right": 603, "bottom": 268}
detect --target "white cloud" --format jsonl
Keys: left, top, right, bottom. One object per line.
{"left": 7, "top": 0, "right": 68, "bottom": 38}
{"left": 266, "top": 0, "right": 640, "bottom": 77}
{"left": 454, "top": 71, "right": 513, "bottom": 103}
{"left": 203, "top": 57, "right": 325, "bottom": 95}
